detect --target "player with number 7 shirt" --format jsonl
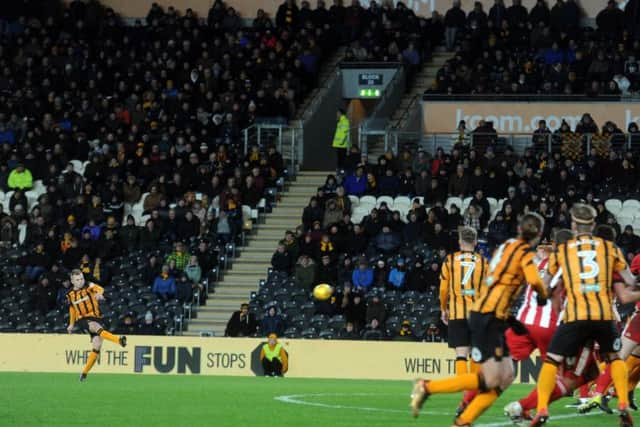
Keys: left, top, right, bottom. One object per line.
{"left": 439, "top": 227, "right": 489, "bottom": 415}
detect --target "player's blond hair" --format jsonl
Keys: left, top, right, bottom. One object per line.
{"left": 458, "top": 226, "right": 477, "bottom": 245}
{"left": 570, "top": 203, "right": 596, "bottom": 233}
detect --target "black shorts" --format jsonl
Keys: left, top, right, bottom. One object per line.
{"left": 548, "top": 320, "right": 621, "bottom": 357}
{"left": 469, "top": 311, "right": 509, "bottom": 363}
{"left": 77, "top": 317, "right": 103, "bottom": 339}
{"left": 447, "top": 319, "right": 472, "bottom": 348}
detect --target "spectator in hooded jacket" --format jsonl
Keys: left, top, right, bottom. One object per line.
{"left": 388, "top": 258, "right": 407, "bottom": 289}
{"left": 152, "top": 265, "right": 177, "bottom": 301}
{"left": 271, "top": 243, "right": 292, "bottom": 274}
{"left": 344, "top": 166, "right": 367, "bottom": 196}
{"left": 261, "top": 306, "right": 285, "bottom": 336}
{"left": 351, "top": 258, "right": 374, "bottom": 291}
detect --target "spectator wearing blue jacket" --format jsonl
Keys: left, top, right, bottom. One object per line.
{"left": 543, "top": 42, "right": 564, "bottom": 65}
{"left": 344, "top": 166, "right": 367, "bottom": 196}
{"left": 351, "top": 259, "right": 374, "bottom": 291}
{"left": 388, "top": 258, "right": 406, "bottom": 289}
{"left": 152, "top": 265, "right": 176, "bottom": 301}
{"left": 261, "top": 306, "right": 285, "bottom": 336}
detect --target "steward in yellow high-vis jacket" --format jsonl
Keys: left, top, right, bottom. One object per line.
{"left": 332, "top": 109, "right": 350, "bottom": 170}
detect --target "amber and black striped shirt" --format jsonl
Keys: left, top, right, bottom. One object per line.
{"left": 473, "top": 238, "right": 546, "bottom": 320}
{"left": 440, "top": 251, "right": 488, "bottom": 320}
{"left": 67, "top": 284, "right": 104, "bottom": 324}
{"left": 548, "top": 233, "right": 627, "bottom": 322}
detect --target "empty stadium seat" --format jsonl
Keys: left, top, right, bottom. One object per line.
{"left": 606, "top": 199, "right": 623, "bottom": 216}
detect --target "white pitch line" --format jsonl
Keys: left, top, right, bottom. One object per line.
{"left": 476, "top": 411, "right": 601, "bottom": 427}
{"left": 274, "top": 393, "right": 488, "bottom": 417}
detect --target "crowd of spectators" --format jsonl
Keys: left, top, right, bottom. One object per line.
{"left": 0, "top": 0, "right": 315, "bottom": 332}
{"left": 428, "top": 0, "right": 640, "bottom": 95}
{"left": 255, "top": 111, "right": 640, "bottom": 340}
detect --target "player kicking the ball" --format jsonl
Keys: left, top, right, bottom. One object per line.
{"left": 66, "top": 269, "right": 127, "bottom": 381}
{"left": 411, "top": 214, "right": 548, "bottom": 427}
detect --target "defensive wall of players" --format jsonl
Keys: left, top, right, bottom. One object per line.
{"left": 0, "top": 334, "right": 542, "bottom": 382}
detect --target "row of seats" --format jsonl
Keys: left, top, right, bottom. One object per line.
{"left": 347, "top": 194, "right": 640, "bottom": 234}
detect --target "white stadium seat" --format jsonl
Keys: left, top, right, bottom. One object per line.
{"left": 622, "top": 199, "right": 640, "bottom": 211}
{"left": 605, "top": 199, "right": 623, "bottom": 216}
{"left": 617, "top": 214, "right": 634, "bottom": 228}
{"left": 348, "top": 195, "right": 359, "bottom": 208}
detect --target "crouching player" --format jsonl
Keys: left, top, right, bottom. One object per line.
{"left": 505, "top": 342, "right": 601, "bottom": 422}
{"left": 579, "top": 254, "right": 640, "bottom": 414}
{"left": 67, "top": 269, "right": 127, "bottom": 381}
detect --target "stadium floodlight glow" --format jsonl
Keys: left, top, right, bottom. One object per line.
{"left": 358, "top": 88, "right": 381, "bottom": 98}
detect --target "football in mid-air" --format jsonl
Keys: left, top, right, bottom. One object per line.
{"left": 313, "top": 284, "right": 333, "bottom": 301}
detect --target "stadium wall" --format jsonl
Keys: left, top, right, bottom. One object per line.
{"left": 0, "top": 333, "right": 541, "bottom": 382}
{"left": 422, "top": 101, "right": 640, "bottom": 134}
{"left": 75, "top": 0, "right": 607, "bottom": 21}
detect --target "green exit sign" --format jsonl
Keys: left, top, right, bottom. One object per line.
{"left": 359, "top": 88, "right": 381, "bottom": 98}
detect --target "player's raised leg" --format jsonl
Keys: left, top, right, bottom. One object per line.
{"left": 88, "top": 321, "right": 127, "bottom": 347}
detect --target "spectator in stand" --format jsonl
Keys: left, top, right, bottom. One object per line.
{"left": 302, "top": 197, "right": 324, "bottom": 230}
{"left": 271, "top": 242, "right": 293, "bottom": 274}
{"left": 225, "top": 303, "right": 257, "bottom": 337}
{"left": 618, "top": 225, "right": 640, "bottom": 255}
{"left": 137, "top": 311, "right": 163, "bottom": 336}
{"left": 338, "top": 321, "right": 360, "bottom": 339}
{"left": 405, "top": 259, "right": 428, "bottom": 292}
{"left": 343, "top": 286, "right": 367, "bottom": 330}
{"left": 152, "top": 265, "right": 176, "bottom": 301}
{"left": 597, "top": 0, "right": 625, "bottom": 40}
{"left": 261, "top": 306, "right": 286, "bottom": 336}
{"left": 374, "top": 225, "right": 401, "bottom": 254}
{"left": 444, "top": 0, "right": 467, "bottom": 51}
{"left": 387, "top": 258, "right": 407, "bottom": 289}
{"left": 361, "top": 317, "right": 385, "bottom": 340}
{"left": 352, "top": 258, "right": 374, "bottom": 291}
{"left": 165, "top": 241, "right": 190, "bottom": 272}
{"left": 394, "top": 320, "right": 418, "bottom": 341}
{"left": 344, "top": 165, "right": 367, "bottom": 196}
{"left": 7, "top": 164, "right": 32, "bottom": 191}
{"left": 295, "top": 254, "right": 316, "bottom": 290}
{"left": 448, "top": 164, "right": 468, "bottom": 197}
{"left": 366, "top": 295, "right": 386, "bottom": 325}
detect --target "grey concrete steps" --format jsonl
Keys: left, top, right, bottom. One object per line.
{"left": 184, "top": 170, "right": 333, "bottom": 334}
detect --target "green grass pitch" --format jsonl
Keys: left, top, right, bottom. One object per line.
{"left": 0, "top": 373, "right": 625, "bottom": 426}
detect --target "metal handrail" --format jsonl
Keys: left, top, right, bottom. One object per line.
{"left": 387, "top": 130, "right": 639, "bottom": 156}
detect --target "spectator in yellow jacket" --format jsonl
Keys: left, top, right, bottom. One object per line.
{"left": 7, "top": 164, "right": 33, "bottom": 190}
{"left": 260, "top": 333, "right": 289, "bottom": 376}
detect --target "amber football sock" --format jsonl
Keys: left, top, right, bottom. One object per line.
{"left": 82, "top": 349, "right": 99, "bottom": 374}
{"left": 426, "top": 373, "right": 479, "bottom": 394}
{"left": 458, "top": 389, "right": 499, "bottom": 424}
{"left": 536, "top": 362, "right": 558, "bottom": 412}
{"left": 98, "top": 329, "right": 120, "bottom": 344}
{"left": 611, "top": 359, "right": 629, "bottom": 407}
{"left": 455, "top": 358, "right": 469, "bottom": 375}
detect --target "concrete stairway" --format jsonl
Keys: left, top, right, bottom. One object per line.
{"left": 366, "top": 50, "right": 454, "bottom": 160}
{"left": 184, "top": 171, "right": 331, "bottom": 336}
